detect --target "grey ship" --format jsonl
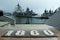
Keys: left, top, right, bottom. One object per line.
{"left": 13, "top": 3, "right": 37, "bottom": 17}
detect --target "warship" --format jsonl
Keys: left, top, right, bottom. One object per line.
{"left": 13, "top": 3, "right": 37, "bottom": 17}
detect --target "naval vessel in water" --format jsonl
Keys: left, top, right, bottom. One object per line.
{"left": 13, "top": 3, "right": 37, "bottom": 17}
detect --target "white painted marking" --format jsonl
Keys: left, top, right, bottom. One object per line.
{"left": 5, "top": 30, "right": 14, "bottom": 36}
{"left": 15, "top": 30, "right": 25, "bottom": 36}
{"left": 43, "top": 30, "right": 54, "bottom": 36}
{"left": 30, "top": 30, "right": 39, "bottom": 36}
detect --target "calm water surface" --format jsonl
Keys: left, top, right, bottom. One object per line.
{"left": 8, "top": 15, "right": 47, "bottom": 24}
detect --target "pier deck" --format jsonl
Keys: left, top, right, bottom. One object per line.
{"left": 0, "top": 29, "right": 60, "bottom": 40}
{"left": 0, "top": 22, "right": 60, "bottom": 40}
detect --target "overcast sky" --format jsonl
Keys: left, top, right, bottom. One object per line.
{"left": 0, "top": 0, "right": 60, "bottom": 15}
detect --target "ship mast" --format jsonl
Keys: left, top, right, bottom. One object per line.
{"left": 16, "top": 0, "right": 22, "bottom": 12}
{"left": 13, "top": 0, "right": 23, "bottom": 16}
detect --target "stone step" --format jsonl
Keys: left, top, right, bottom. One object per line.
{"left": 0, "top": 22, "right": 11, "bottom": 27}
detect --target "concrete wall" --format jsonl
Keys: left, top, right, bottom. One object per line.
{"left": 0, "top": 15, "right": 16, "bottom": 25}
{"left": 45, "top": 11, "right": 60, "bottom": 29}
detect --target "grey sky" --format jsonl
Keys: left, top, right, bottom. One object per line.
{"left": 0, "top": 0, "right": 60, "bottom": 15}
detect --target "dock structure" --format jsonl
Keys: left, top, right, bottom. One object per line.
{"left": 0, "top": 15, "right": 16, "bottom": 25}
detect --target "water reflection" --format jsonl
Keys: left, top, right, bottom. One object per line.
{"left": 8, "top": 15, "right": 47, "bottom": 24}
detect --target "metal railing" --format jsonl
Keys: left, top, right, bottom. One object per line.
{"left": 0, "top": 15, "right": 16, "bottom": 25}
